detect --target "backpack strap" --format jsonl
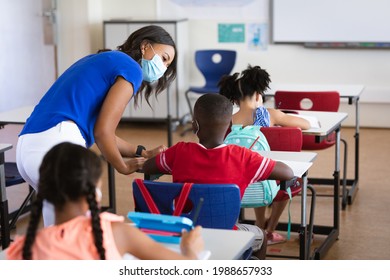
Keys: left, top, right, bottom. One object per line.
{"left": 134, "top": 179, "right": 160, "bottom": 214}
{"left": 173, "top": 183, "right": 194, "bottom": 216}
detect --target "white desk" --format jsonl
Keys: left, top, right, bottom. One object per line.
{"left": 0, "top": 106, "right": 117, "bottom": 214}
{"left": 163, "top": 228, "right": 255, "bottom": 260}
{"left": 257, "top": 150, "right": 317, "bottom": 260}
{"left": 0, "top": 143, "right": 13, "bottom": 248}
{"left": 0, "top": 227, "right": 254, "bottom": 260}
{"left": 265, "top": 84, "right": 364, "bottom": 207}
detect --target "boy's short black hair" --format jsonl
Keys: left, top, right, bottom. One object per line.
{"left": 194, "top": 93, "right": 233, "bottom": 126}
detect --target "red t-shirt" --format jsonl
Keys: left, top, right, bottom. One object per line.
{"left": 155, "top": 142, "right": 276, "bottom": 198}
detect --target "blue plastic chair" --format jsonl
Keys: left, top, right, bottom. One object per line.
{"left": 132, "top": 179, "right": 252, "bottom": 259}
{"left": 132, "top": 179, "right": 241, "bottom": 229}
{"left": 182, "top": 50, "right": 236, "bottom": 130}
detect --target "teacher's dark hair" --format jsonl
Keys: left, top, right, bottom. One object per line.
{"left": 101, "top": 25, "right": 177, "bottom": 107}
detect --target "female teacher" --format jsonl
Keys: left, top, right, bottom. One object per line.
{"left": 16, "top": 25, "right": 176, "bottom": 226}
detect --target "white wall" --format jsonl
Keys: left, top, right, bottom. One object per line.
{"left": 90, "top": 0, "right": 158, "bottom": 54}
{"left": 57, "top": 0, "right": 156, "bottom": 74}
{"left": 56, "top": 0, "right": 390, "bottom": 127}
{"left": 0, "top": 0, "right": 56, "bottom": 112}
{"left": 56, "top": 0, "right": 91, "bottom": 73}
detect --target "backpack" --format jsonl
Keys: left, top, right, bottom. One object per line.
{"left": 224, "top": 125, "right": 279, "bottom": 207}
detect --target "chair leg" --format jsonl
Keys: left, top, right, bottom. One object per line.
{"left": 239, "top": 208, "right": 245, "bottom": 221}
{"left": 180, "top": 90, "right": 195, "bottom": 137}
{"left": 238, "top": 208, "right": 256, "bottom": 225}
{"left": 9, "top": 186, "right": 35, "bottom": 230}
{"left": 341, "top": 139, "right": 348, "bottom": 210}
{"left": 185, "top": 89, "right": 194, "bottom": 118}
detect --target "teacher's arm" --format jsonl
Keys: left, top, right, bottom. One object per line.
{"left": 94, "top": 77, "right": 144, "bottom": 175}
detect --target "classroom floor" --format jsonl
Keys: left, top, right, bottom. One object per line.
{"left": 4, "top": 123, "right": 390, "bottom": 260}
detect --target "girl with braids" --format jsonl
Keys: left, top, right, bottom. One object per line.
{"left": 219, "top": 65, "right": 310, "bottom": 245}
{"left": 16, "top": 25, "right": 175, "bottom": 226}
{"left": 7, "top": 142, "right": 204, "bottom": 260}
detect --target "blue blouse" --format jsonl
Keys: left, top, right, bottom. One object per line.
{"left": 20, "top": 51, "right": 143, "bottom": 147}
{"left": 253, "top": 106, "right": 271, "bottom": 127}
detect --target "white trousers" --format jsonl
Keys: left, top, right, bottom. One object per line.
{"left": 16, "top": 121, "right": 86, "bottom": 226}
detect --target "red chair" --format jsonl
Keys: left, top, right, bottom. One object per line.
{"left": 260, "top": 126, "right": 302, "bottom": 152}
{"left": 274, "top": 90, "right": 348, "bottom": 208}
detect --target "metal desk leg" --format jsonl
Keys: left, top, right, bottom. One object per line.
{"left": 105, "top": 163, "right": 116, "bottom": 213}
{"left": 348, "top": 97, "right": 360, "bottom": 204}
{"left": 0, "top": 156, "right": 11, "bottom": 248}
{"left": 166, "top": 86, "right": 173, "bottom": 147}
{"left": 313, "top": 127, "right": 341, "bottom": 259}
{"left": 299, "top": 172, "right": 308, "bottom": 260}
{"left": 0, "top": 201, "right": 10, "bottom": 249}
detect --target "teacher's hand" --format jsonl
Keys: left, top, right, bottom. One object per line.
{"left": 124, "top": 157, "right": 147, "bottom": 174}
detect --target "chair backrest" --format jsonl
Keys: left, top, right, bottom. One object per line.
{"left": 5, "top": 162, "right": 25, "bottom": 187}
{"left": 274, "top": 91, "right": 340, "bottom": 150}
{"left": 274, "top": 91, "right": 340, "bottom": 112}
{"left": 195, "top": 49, "right": 236, "bottom": 89}
{"left": 260, "top": 127, "right": 303, "bottom": 152}
{"left": 132, "top": 180, "right": 241, "bottom": 229}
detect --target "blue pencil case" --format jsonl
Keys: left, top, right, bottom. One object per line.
{"left": 127, "top": 212, "right": 193, "bottom": 244}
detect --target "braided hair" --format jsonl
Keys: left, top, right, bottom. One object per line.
{"left": 219, "top": 64, "right": 271, "bottom": 104}
{"left": 22, "top": 142, "right": 105, "bottom": 259}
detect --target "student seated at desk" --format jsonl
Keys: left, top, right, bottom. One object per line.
{"left": 7, "top": 142, "right": 203, "bottom": 260}
{"left": 143, "top": 93, "right": 294, "bottom": 260}
{"left": 219, "top": 65, "right": 310, "bottom": 245}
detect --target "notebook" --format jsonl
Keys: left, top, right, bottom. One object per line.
{"left": 287, "top": 113, "right": 321, "bottom": 128}
{"left": 128, "top": 212, "right": 192, "bottom": 244}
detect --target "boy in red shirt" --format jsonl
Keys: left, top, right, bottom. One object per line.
{"left": 143, "top": 93, "right": 294, "bottom": 259}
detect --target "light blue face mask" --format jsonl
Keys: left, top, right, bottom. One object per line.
{"left": 141, "top": 45, "right": 167, "bottom": 83}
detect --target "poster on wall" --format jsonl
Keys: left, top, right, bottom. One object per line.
{"left": 218, "top": 24, "right": 245, "bottom": 43}
{"left": 247, "top": 23, "right": 268, "bottom": 50}
{"left": 218, "top": 23, "right": 268, "bottom": 50}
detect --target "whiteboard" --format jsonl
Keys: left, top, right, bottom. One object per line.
{"left": 272, "top": 0, "right": 390, "bottom": 43}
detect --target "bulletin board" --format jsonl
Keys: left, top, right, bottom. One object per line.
{"left": 272, "top": 0, "right": 390, "bottom": 44}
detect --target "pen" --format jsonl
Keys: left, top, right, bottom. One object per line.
{"left": 192, "top": 197, "right": 204, "bottom": 226}
{"left": 249, "top": 136, "right": 260, "bottom": 150}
